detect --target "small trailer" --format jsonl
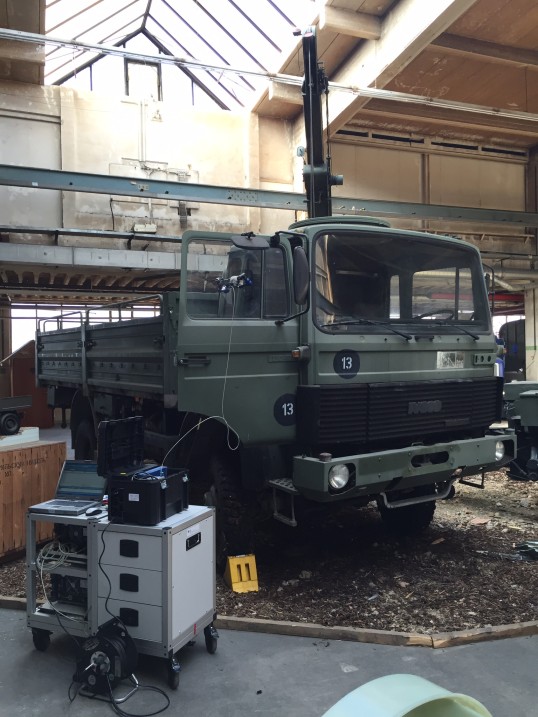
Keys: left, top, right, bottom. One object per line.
{"left": 0, "top": 395, "right": 32, "bottom": 435}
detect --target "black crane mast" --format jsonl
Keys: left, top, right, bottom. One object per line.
{"left": 297, "top": 26, "right": 343, "bottom": 218}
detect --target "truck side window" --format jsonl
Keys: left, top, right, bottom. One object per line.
{"left": 186, "top": 239, "right": 229, "bottom": 318}
{"left": 186, "top": 240, "right": 287, "bottom": 320}
{"left": 263, "top": 247, "right": 288, "bottom": 319}
{"left": 233, "top": 250, "right": 262, "bottom": 318}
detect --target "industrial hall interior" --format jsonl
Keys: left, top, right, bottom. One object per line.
{"left": 0, "top": 1, "right": 536, "bottom": 716}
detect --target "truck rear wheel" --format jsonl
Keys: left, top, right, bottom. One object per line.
{"left": 205, "top": 454, "right": 254, "bottom": 569}
{"left": 378, "top": 499, "right": 436, "bottom": 535}
{"left": 74, "top": 419, "right": 96, "bottom": 460}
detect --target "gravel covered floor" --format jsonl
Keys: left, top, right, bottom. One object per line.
{"left": 1, "top": 470, "right": 536, "bottom": 634}
{"left": 215, "top": 470, "right": 537, "bottom": 633}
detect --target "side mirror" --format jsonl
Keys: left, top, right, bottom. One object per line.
{"left": 293, "top": 246, "right": 309, "bottom": 305}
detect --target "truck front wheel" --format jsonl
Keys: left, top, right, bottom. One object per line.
{"left": 74, "top": 419, "right": 96, "bottom": 460}
{"left": 378, "top": 499, "right": 436, "bottom": 535}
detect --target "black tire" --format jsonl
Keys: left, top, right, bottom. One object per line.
{"left": 32, "top": 629, "right": 51, "bottom": 652}
{"left": 167, "top": 657, "right": 180, "bottom": 690}
{"left": 74, "top": 419, "right": 96, "bottom": 460}
{"left": 378, "top": 499, "right": 436, "bottom": 535}
{"left": 0, "top": 411, "right": 20, "bottom": 436}
{"left": 205, "top": 454, "right": 254, "bottom": 570}
{"left": 204, "top": 625, "right": 218, "bottom": 654}
{"left": 205, "top": 635, "right": 218, "bottom": 654}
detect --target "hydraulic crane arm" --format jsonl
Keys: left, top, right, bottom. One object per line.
{"left": 297, "top": 26, "right": 343, "bottom": 218}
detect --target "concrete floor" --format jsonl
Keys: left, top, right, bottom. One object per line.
{"left": 1, "top": 608, "right": 535, "bottom": 717}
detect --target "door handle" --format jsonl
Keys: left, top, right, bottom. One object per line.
{"left": 178, "top": 356, "right": 211, "bottom": 367}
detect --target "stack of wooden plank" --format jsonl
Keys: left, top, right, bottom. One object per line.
{"left": 0, "top": 430, "right": 66, "bottom": 561}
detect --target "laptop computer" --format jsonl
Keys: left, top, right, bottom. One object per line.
{"left": 29, "top": 460, "right": 106, "bottom": 516}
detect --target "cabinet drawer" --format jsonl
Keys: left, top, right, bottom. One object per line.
{"left": 98, "top": 531, "right": 162, "bottom": 571}
{"left": 98, "top": 565, "right": 163, "bottom": 606}
{"left": 98, "top": 598, "right": 162, "bottom": 643}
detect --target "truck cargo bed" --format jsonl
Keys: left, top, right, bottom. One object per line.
{"left": 37, "top": 315, "right": 167, "bottom": 399}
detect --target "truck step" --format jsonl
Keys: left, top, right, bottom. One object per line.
{"left": 268, "top": 478, "right": 298, "bottom": 527}
{"left": 267, "top": 478, "right": 299, "bottom": 494}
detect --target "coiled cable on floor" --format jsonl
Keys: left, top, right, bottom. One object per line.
{"left": 106, "top": 677, "right": 170, "bottom": 717}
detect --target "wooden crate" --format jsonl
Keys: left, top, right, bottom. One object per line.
{"left": 0, "top": 440, "right": 66, "bottom": 560}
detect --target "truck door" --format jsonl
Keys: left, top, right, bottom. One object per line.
{"left": 176, "top": 232, "right": 300, "bottom": 446}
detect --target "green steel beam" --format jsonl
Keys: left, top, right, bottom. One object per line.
{"left": 1, "top": 163, "right": 538, "bottom": 226}
{"left": 0, "top": 164, "right": 303, "bottom": 211}
{"left": 0, "top": 225, "right": 182, "bottom": 244}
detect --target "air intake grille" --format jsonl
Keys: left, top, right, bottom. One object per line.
{"left": 368, "top": 378, "right": 498, "bottom": 440}
{"left": 296, "top": 378, "right": 500, "bottom": 445}
{"left": 296, "top": 384, "right": 368, "bottom": 444}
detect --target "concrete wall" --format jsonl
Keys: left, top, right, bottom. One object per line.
{"left": 258, "top": 116, "right": 297, "bottom": 233}
{"left": 0, "top": 82, "right": 61, "bottom": 232}
{"left": 330, "top": 139, "right": 526, "bottom": 240}
{"left": 0, "top": 80, "right": 297, "bottom": 247}
{"left": 0, "top": 77, "right": 527, "bottom": 247}
{"left": 524, "top": 289, "right": 538, "bottom": 380}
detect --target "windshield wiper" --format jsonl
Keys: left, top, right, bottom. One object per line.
{"left": 425, "top": 321, "right": 480, "bottom": 341}
{"left": 322, "top": 318, "right": 413, "bottom": 341}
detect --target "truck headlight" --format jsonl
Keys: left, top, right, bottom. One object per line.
{"left": 495, "top": 441, "right": 505, "bottom": 461}
{"left": 328, "top": 464, "right": 350, "bottom": 490}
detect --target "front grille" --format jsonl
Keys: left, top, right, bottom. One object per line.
{"left": 368, "top": 379, "right": 498, "bottom": 440}
{"left": 296, "top": 384, "right": 368, "bottom": 444}
{"left": 296, "top": 378, "right": 500, "bottom": 446}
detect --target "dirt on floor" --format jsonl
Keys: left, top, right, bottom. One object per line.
{"left": 2, "top": 470, "right": 537, "bottom": 634}
{"left": 216, "top": 470, "right": 538, "bottom": 634}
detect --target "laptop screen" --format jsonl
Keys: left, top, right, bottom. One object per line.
{"left": 56, "top": 460, "right": 106, "bottom": 499}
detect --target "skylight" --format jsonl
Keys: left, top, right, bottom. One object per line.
{"left": 44, "top": 0, "right": 317, "bottom": 109}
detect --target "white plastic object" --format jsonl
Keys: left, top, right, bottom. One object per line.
{"left": 321, "top": 674, "right": 493, "bottom": 717}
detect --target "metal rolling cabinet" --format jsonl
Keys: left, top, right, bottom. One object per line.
{"left": 91, "top": 505, "right": 217, "bottom": 686}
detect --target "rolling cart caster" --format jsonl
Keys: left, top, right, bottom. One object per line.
{"left": 167, "top": 656, "right": 181, "bottom": 690}
{"left": 32, "top": 629, "right": 51, "bottom": 652}
{"left": 204, "top": 624, "right": 219, "bottom": 654}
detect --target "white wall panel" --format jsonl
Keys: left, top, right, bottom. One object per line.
{"left": 0, "top": 114, "right": 61, "bottom": 226}
{"left": 331, "top": 143, "right": 422, "bottom": 202}
{"left": 429, "top": 154, "right": 525, "bottom": 210}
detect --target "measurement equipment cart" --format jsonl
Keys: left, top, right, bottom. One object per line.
{"left": 26, "top": 505, "right": 217, "bottom": 688}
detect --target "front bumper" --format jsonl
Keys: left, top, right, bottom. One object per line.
{"left": 292, "top": 432, "right": 516, "bottom": 502}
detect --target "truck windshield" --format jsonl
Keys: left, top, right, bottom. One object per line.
{"left": 314, "top": 231, "right": 489, "bottom": 334}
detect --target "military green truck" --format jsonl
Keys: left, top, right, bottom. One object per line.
{"left": 35, "top": 27, "right": 515, "bottom": 550}
{"left": 36, "top": 216, "right": 516, "bottom": 548}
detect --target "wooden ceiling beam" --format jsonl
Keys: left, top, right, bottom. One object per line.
{"left": 0, "top": 39, "right": 44, "bottom": 64}
{"left": 431, "top": 33, "right": 538, "bottom": 69}
{"left": 358, "top": 100, "right": 538, "bottom": 137}
{"left": 319, "top": 6, "right": 381, "bottom": 40}
{"left": 322, "top": 0, "right": 480, "bottom": 135}
{"left": 268, "top": 80, "right": 302, "bottom": 106}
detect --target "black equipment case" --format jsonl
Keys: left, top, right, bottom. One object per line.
{"left": 97, "top": 416, "right": 188, "bottom": 526}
